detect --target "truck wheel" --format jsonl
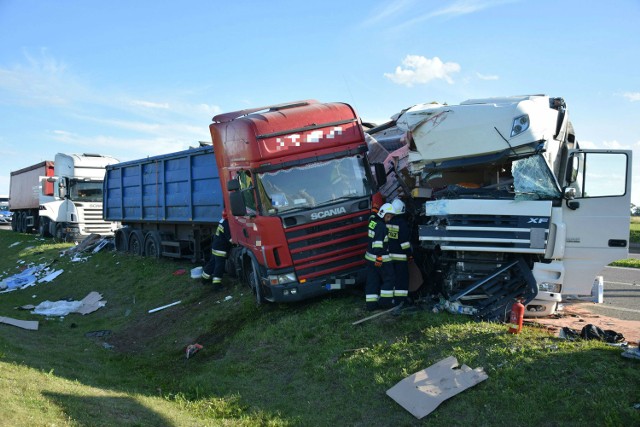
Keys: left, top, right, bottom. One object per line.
{"left": 17, "top": 212, "right": 26, "bottom": 233}
{"left": 128, "top": 230, "right": 145, "bottom": 256}
{"left": 114, "top": 229, "right": 130, "bottom": 252}
{"left": 54, "top": 223, "right": 66, "bottom": 242}
{"left": 39, "top": 218, "right": 51, "bottom": 237}
{"left": 246, "top": 259, "right": 263, "bottom": 305}
{"left": 24, "top": 212, "right": 34, "bottom": 234}
{"left": 144, "top": 232, "right": 162, "bottom": 259}
{"left": 11, "top": 214, "right": 17, "bottom": 231}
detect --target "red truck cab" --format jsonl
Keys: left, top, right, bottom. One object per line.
{"left": 210, "top": 100, "right": 383, "bottom": 302}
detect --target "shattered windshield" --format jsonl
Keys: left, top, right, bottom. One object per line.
{"left": 257, "top": 157, "right": 371, "bottom": 215}
{"left": 512, "top": 154, "right": 561, "bottom": 200}
{"left": 69, "top": 180, "right": 104, "bottom": 203}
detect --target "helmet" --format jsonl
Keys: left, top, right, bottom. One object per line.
{"left": 391, "top": 198, "right": 405, "bottom": 214}
{"left": 377, "top": 202, "right": 395, "bottom": 219}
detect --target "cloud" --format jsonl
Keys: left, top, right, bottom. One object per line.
{"left": 130, "top": 100, "right": 170, "bottom": 109}
{"left": 382, "top": 0, "right": 516, "bottom": 32}
{"left": 384, "top": 55, "right": 461, "bottom": 86}
{"left": 360, "top": 0, "right": 415, "bottom": 27}
{"left": 476, "top": 72, "right": 499, "bottom": 81}
{"left": 0, "top": 48, "right": 83, "bottom": 106}
{"left": 623, "top": 92, "right": 640, "bottom": 102}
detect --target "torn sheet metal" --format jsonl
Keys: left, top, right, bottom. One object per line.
{"left": 386, "top": 356, "right": 488, "bottom": 419}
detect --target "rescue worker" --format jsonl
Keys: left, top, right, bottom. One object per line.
{"left": 364, "top": 202, "right": 395, "bottom": 310}
{"left": 201, "top": 211, "right": 232, "bottom": 291}
{"left": 388, "top": 198, "right": 412, "bottom": 306}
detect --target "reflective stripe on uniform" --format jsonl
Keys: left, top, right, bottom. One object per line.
{"left": 201, "top": 272, "right": 211, "bottom": 280}
{"left": 213, "top": 277, "right": 222, "bottom": 284}
{"left": 366, "top": 294, "right": 379, "bottom": 302}
{"left": 389, "top": 253, "right": 407, "bottom": 261}
{"left": 380, "top": 290, "right": 394, "bottom": 298}
{"left": 365, "top": 252, "right": 391, "bottom": 262}
{"left": 372, "top": 240, "right": 383, "bottom": 249}
{"left": 212, "top": 249, "right": 227, "bottom": 257}
{"left": 401, "top": 242, "right": 411, "bottom": 250}
{"left": 394, "top": 289, "right": 409, "bottom": 297}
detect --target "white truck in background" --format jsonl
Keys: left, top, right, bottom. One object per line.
{"left": 10, "top": 153, "right": 120, "bottom": 241}
{"left": 368, "top": 95, "right": 632, "bottom": 320}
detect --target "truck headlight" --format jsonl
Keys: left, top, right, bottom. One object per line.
{"left": 268, "top": 272, "right": 297, "bottom": 286}
{"left": 538, "top": 282, "right": 561, "bottom": 293}
{"left": 510, "top": 114, "right": 530, "bottom": 137}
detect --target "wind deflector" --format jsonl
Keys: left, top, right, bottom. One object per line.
{"left": 212, "top": 100, "right": 318, "bottom": 123}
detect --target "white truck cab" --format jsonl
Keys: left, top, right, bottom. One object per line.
{"left": 39, "top": 153, "right": 120, "bottom": 240}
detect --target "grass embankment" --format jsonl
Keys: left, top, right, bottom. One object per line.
{"left": 0, "top": 230, "right": 639, "bottom": 426}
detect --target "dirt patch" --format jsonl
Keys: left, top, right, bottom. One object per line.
{"left": 527, "top": 301, "right": 640, "bottom": 345}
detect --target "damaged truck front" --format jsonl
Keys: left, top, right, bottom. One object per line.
{"left": 369, "top": 95, "right": 632, "bottom": 320}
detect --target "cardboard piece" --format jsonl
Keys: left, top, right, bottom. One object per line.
{"left": 386, "top": 356, "right": 488, "bottom": 419}
{"left": 0, "top": 316, "right": 39, "bottom": 330}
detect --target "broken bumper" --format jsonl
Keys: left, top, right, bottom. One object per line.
{"left": 524, "top": 291, "right": 561, "bottom": 317}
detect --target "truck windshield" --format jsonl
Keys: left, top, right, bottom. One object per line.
{"left": 69, "top": 180, "right": 104, "bottom": 203}
{"left": 512, "top": 154, "right": 561, "bottom": 200}
{"left": 257, "top": 156, "right": 371, "bottom": 215}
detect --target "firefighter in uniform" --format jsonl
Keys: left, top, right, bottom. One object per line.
{"left": 388, "top": 198, "right": 412, "bottom": 306}
{"left": 364, "top": 202, "right": 395, "bottom": 310}
{"left": 201, "top": 212, "right": 232, "bottom": 290}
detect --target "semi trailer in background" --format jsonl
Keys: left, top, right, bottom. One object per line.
{"left": 9, "top": 153, "right": 120, "bottom": 240}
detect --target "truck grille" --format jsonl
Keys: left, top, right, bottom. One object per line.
{"left": 419, "top": 213, "right": 550, "bottom": 254}
{"left": 80, "top": 207, "right": 114, "bottom": 235}
{"left": 285, "top": 211, "right": 369, "bottom": 281}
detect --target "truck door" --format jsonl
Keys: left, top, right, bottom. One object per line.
{"left": 560, "top": 149, "right": 632, "bottom": 295}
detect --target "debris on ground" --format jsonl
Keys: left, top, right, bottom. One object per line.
{"left": 31, "top": 292, "right": 106, "bottom": 317}
{"left": 148, "top": 300, "right": 181, "bottom": 314}
{"left": 0, "top": 315, "right": 39, "bottom": 330}
{"left": 0, "top": 262, "right": 63, "bottom": 293}
{"left": 621, "top": 347, "right": 640, "bottom": 360}
{"left": 173, "top": 269, "right": 187, "bottom": 276}
{"left": 60, "top": 234, "right": 113, "bottom": 258}
{"left": 386, "top": 356, "right": 488, "bottom": 419}
{"left": 185, "top": 343, "right": 203, "bottom": 359}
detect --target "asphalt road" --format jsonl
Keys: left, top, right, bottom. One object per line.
{"left": 586, "top": 253, "right": 640, "bottom": 321}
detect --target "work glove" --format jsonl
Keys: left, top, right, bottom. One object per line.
{"left": 374, "top": 256, "right": 383, "bottom": 268}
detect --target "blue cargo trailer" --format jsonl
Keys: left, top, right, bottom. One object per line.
{"left": 104, "top": 145, "right": 224, "bottom": 261}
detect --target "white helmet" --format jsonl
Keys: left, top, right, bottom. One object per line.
{"left": 377, "top": 202, "right": 395, "bottom": 218}
{"left": 391, "top": 198, "right": 406, "bottom": 214}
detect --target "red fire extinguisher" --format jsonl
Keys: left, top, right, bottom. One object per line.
{"left": 508, "top": 299, "right": 525, "bottom": 334}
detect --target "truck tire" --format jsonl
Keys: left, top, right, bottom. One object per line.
{"left": 17, "top": 212, "right": 26, "bottom": 233}
{"left": 128, "top": 230, "right": 145, "bottom": 256}
{"left": 24, "top": 212, "right": 34, "bottom": 234}
{"left": 54, "top": 223, "right": 66, "bottom": 242}
{"left": 144, "top": 232, "right": 162, "bottom": 259}
{"left": 39, "top": 217, "right": 51, "bottom": 237}
{"left": 11, "top": 214, "right": 17, "bottom": 231}
{"left": 114, "top": 228, "right": 130, "bottom": 252}
{"left": 245, "top": 258, "right": 263, "bottom": 305}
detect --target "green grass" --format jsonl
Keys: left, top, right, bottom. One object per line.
{"left": 1, "top": 230, "right": 639, "bottom": 426}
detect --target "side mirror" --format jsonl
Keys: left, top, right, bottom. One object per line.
{"left": 373, "top": 163, "right": 387, "bottom": 187}
{"left": 229, "top": 192, "right": 247, "bottom": 216}
{"left": 565, "top": 155, "right": 579, "bottom": 184}
{"left": 227, "top": 179, "right": 241, "bottom": 192}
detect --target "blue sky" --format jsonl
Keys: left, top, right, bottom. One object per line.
{"left": 1, "top": 0, "right": 639, "bottom": 205}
